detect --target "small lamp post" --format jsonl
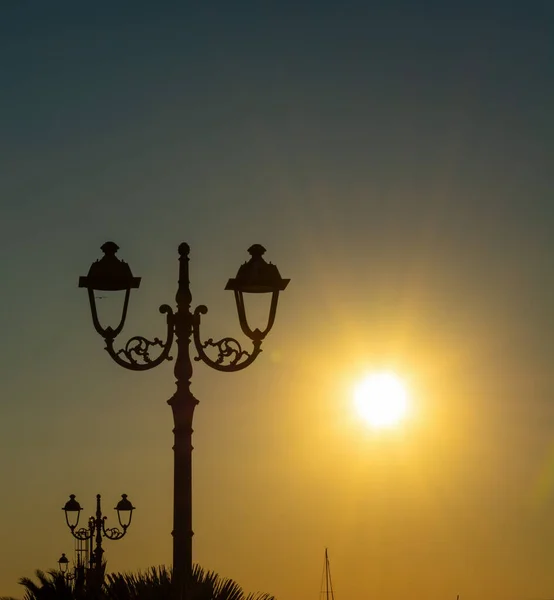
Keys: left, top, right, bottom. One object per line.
{"left": 78, "top": 242, "right": 289, "bottom": 599}
{"left": 62, "top": 493, "right": 135, "bottom": 577}
{"left": 57, "top": 553, "right": 71, "bottom": 577}
{"left": 58, "top": 552, "right": 89, "bottom": 587}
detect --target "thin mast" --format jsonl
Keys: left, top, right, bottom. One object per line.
{"left": 325, "top": 548, "right": 335, "bottom": 600}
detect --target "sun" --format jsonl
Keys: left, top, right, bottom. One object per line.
{"left": 353, "top": 371, "right": 409, "bottom": 429}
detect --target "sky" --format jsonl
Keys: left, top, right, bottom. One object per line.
{"left": 1, "top": 1, "right": 554, "bottom": 599}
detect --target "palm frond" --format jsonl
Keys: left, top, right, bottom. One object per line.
{"left": 11, "top": 563, "right": 275, "bottom": 600}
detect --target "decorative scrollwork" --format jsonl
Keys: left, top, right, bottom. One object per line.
{"left": 192, "top": 305, "right": 262, "bottom": 372}
{"left": 102, "top": 525, "right": 127, "bottom": 541}
{"left": 70, "top": 526, "right": 93, "bottom": 541}
{"left": 117, "top": 336, "right": 168, "bottom": 365}
{"left": 197, "top": 337, "right": 250, "bottom": 366}
{"left": 104, "top": 304, "right": 175, "bottom": 371}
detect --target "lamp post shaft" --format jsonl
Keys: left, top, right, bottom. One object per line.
{"left": 94, "top": 495, "right": 104, "bottom": 574}
{"left": 168, "top": 243, "right": 198, "bottom": 599}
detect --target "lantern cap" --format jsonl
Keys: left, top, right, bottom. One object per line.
{"left": 115, "top": 493, "right": 135, "bottom": 512}
{"left": 225, "top": 244, "right": 289, "bottom": 294}
{"left": 62, "top": 494, "right": 82, "bottom": 512}
{"left": 58, "top": 553, "right": 69, "bottom": 565}
{"left": 79, "top": 242, "right": 141, "bottom": 291}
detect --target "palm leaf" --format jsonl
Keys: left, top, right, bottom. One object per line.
{"left": 10, "top": 563, "right": 275, "bottom": 600}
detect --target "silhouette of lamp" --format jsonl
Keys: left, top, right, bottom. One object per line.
{"left": 62, "top": 494, "right": 82, "bottom": 530}
{"left": 58, "top": 553, "right": 70, "bottom": 574}
{"left": 58, "top": 552, "right": 82, "bottom": 583}
{"left": 224, "top": 244, "right": 290, "bottom": 342}
{"left": 78, "top": 241, "right": 141, "bottom": 341}
{"left": 62, "top": 493, "right": 135, "bottom": 576}
{"left": 115, "top": 493, "right": 134, "bottom": 529}
{"left": 78, "top": 241, "right": 289, "bottom": 600}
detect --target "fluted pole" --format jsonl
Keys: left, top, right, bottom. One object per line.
{"left": 94, "top": 495, "right": 104, "bottom": 573}
{"left": 167, "top": 243, "right": 198, "bottom": 600}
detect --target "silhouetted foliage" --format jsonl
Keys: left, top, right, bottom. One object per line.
{"left": 1, "top": 565, "right": 274, "bottom": 600}
{"left": 7, "top": 569, "right": 78, "bottom": 600}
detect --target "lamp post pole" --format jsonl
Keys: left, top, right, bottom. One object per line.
{"left": 169, "top": 243, "right": 197, "bottom": 592}
{"left": 78, "top": 242, "right": 289, "bottom": 600}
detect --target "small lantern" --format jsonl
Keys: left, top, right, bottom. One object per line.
{"left": 225, "top": 245, "right": 289, "bottom": 341}
{"left": 115, "top": 494, "right": 135, "bottom": 529}
{"left": 58, "top": 553, "right": 70, "bottom": 574}
{"left": 62, "top": 494, "right": 82, "bottom": 530}
{"left": 79, "top": 242, "right": 141, "bottom": 339}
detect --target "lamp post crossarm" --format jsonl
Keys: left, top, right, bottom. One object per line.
{"left": 69, "top": 526, "right": 93, "bottom": 542}
{"left": 101, "top": 517, "right": 128, "bottom": 541}
{"left": 192, "top": 305, "right": 263, "bottom": 372}
{"left": 103, "top": 304, "right": 175, "bottom": 371}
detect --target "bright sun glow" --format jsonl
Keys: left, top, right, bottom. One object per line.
{"left": 354, "top": 371, "right": 409, "bottom": 429}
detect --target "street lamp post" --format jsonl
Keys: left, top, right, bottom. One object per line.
{"left": 78, "top": 242, "right": 289, "bottom": 599}
{"left": 57, "top": 553, "right": 85, "bottom": 585}
{"left": 57, "top": 553, "right": 74, "bottom": 580}
{"left": 62, "top": 493, "right": 135, "bottom": 580}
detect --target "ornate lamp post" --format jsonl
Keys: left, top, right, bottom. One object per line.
{"left": 78, "top": 242, "right": 289, "bottom": 599}
{"left": 57, "top": 553, "right": 85, "bottom": 585}
{"left": 57, "top": 553, "right": 74, "bottom": 580}
{"left": 62, "top": 493, "right": 135, "bottom": 577}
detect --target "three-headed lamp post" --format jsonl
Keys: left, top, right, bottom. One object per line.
{"left": 78, "top": 241, "right": 289, "bottom": 599}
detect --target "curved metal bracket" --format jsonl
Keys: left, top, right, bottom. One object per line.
{"left": 69, "top": 526, "right": 93, "bottom": 542}
{"left": 192, "top": 305, "right": 262, "bottom": 372}
{"left": 104, "top": 305, "right": 175, "bottom": 371}
{"left": 102, "top": 517, "right": 127, "bottom": 541}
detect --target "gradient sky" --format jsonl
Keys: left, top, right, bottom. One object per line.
{"left": 1, "top": 2, "right": 554, "bottom": 599}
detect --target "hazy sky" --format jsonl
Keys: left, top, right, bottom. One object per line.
{"left": 1, "top": 2, "right": 554, "bottom": 599}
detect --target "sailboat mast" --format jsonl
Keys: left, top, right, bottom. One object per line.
{"left": 324, "top": 548, "right": 335, "bottom": 600}
{"left": 325, "top": 549, "right": 329, "bottom": 600}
